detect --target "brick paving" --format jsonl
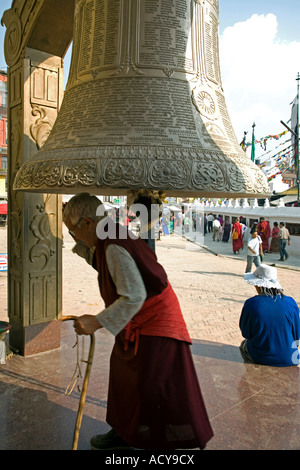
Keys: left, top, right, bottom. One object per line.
{"left": 157, "top": 236, "right": 300, "bottom": 346}
{"left": 1, "top": 226, "right": 300, "bottom": 347}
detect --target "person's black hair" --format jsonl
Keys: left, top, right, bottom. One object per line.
{"left": 259, "top": 287, "right": 284, "bottom": 297}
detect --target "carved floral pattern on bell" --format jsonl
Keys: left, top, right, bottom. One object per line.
{"left": 13, "top": 0, "right": 270, "bottom": 197}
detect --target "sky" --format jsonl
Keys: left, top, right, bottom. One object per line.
{"left": 218, "top": 0, "right": 300, "bottom": 160}
{"left": 0, "top": 0, "right": 299, "bottom": 161}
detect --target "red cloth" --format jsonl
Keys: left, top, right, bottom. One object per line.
{"left": 95, "top": 224, "right": 191, "bottom": 347}
{"left": 269, "top": 226, "right": 279, "bottom": 253}
{"left": 107, "top": 333, "right": 214, "bottom": 449}
{"left": 257, "top": 221, "right": 271, "bottom": 251}
{"left": 232, "top": 222, "right": 244, "bottom": 252}
{"left": 272, "top": 226, "right": 279, "bottom": 238}
{"left": 0, "top": 203, "right": 7, "bottom": 215}
{"left": 124, "top": 282, "right": 192, "bottom": 354}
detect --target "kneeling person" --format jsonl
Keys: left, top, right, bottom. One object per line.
{"left": 239, "top": 264, "right": 300, "bottom": 367}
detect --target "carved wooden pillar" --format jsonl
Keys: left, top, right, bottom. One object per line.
{"left": 8, "top": 48, "right": 64, "bottom": 355}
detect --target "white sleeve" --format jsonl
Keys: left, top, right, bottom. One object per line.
{"left": 96, "top": 244, "right": 147, "bottom": 336}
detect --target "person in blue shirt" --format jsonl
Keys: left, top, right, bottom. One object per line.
{"left": 239, "top": 264, "right": 300, "bottom": 367}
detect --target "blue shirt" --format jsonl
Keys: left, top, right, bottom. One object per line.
{"left": 239, "top": 295, "right": 300, "bottom": 367}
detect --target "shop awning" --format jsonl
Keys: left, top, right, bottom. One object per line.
{"left": 278, "top": 187, "right": 297, "bottom": 196}
{"left": 165, "top": 205, "right": 181, "bottom": 212}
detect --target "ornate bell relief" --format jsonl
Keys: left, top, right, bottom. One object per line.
{"left": 192, "top": 87, "right": 218, "bottom": 121}
{"left": 30, "top": 105, "right": 53, "bottom": 150}
{"left": 1, "top": 9, "right": 22, "bottom": 66}
{"left": 29, "top": 200, "right": 55, "bottom": 270}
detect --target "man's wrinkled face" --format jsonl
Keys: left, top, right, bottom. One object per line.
{"left": 65, "top": 216, "right": 97, "bottom": 247}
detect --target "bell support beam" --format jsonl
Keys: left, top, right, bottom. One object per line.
{"left": 6, "top": 46, "right": 65, "bottom": 355}
{"left": 2, "top": 0, "right": 72, "bottom": 355}
{"left": 8, "top": 48, "right": 63, "bottom": 356}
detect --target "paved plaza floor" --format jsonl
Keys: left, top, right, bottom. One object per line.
{"left": 0, "top": 225, "right": 300, "bottom": 450}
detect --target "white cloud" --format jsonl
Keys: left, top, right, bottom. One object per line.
{"left": 219, "top": 14, "right": 300, "bottom": 155}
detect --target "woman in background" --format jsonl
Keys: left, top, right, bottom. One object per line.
{"left": 269, "top": 221, "right": 279, "bottom": 253}
{"left": 231, "top": 220, "right": 244, "bottom": 254}
{"left": 222, "top": 218, "right": 231, "bottom": 242}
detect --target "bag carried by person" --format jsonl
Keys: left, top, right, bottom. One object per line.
{"left": 232, "top": 229, "right": 238, "bottom": 240}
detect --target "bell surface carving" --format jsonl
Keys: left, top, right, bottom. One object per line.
{"left": 13, "top": 0, "right": 270, "bottom": 198}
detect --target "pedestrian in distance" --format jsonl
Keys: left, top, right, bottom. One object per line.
{"left": 257, "top": 217, "right": 271, "bottom": 253}
{"left": 239, "top": 264, "right": 300, "bottom": 367}
{"left": 240, "top": 217, "right": 249, "bottom": 246}
{"left": 245, "top": 228, "right": 263, "bottom": 273}
{"left": 183, "top": 213, "right": 191, "bottom": 234}
{"left": 206, "top": 213, "right": 214, "bottom": 233}
{"left": 62, "top": 193, "right": 213, "bottom": 451}
{"left": 203, "top": 214, "right": 207, "bottom": 235}
{"left": 231, "top": 220, "right": 244, "bottom": 254}
{"left": 278, "top": 222, "right": 291, "bottom": 261}
{"left": 212, "top": 216, "right": 221, "bottom": 241}
{"left": 221, "top": 218, "right": 231, "bottom": 242}
{"left": 269, "top": 221, "right": 279, "bottom": 253}
{"left": 218, "top": 222, "right": 223, "bottom": 242}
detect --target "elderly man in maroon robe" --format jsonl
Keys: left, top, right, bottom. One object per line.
{"left": 257, "top": 217, "right": 271, "bottom": 253}
{"left": 63, "top": 193, "right": 213, "bottom": 451}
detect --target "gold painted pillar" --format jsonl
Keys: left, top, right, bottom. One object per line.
{"left": 7, "top": 48, "right": 64, "bottom": 355}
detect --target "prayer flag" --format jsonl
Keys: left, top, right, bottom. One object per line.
{"left": 251, "top": 123, "right": 256, "bottom": 162}
{"left": 240, "top": 131, "right": 248, "bottom": 152}
{"left": 291, "top": 95, "right": 299, "bottom": 169}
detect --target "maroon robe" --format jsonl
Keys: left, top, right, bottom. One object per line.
{"left": 232, "top": 222, "right": 244, "bottom": 253}
{"left": 257, "top": 221, "right": 271, "bottom": 252}
{"left": 94, "top": 223, "right": 214, "bottom": 449}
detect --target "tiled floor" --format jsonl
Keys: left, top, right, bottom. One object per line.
{"left": 0, "top": 228, "right": 300, "bottom": 450}
{"left": 1, "top": 321, "right": 299, "bottom": 450}
{"left": 0, "top": 321, "right": 113, "bottom": 450}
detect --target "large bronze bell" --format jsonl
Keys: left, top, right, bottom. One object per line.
{"left": 13, "top": 0, "right": 269, "bottom": 198}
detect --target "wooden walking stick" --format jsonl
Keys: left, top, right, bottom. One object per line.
{"left": 61, "top": 316, "right": 95, "bottom": 450}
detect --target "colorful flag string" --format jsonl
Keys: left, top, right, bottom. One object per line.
{"left": 240, "top": 129, "right": 289, "bottom": 151}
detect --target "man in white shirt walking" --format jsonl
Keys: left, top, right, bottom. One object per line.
{"left": 278, "top": 222, "right": 291, "bottom": 261}
{"left": 206, "top": 213, "right": 214, "bottom": 233}
{"left": 245, "top": 228, "right": 263, "bottom": 273}
{"left": 212, "top": 216, "right": 221, "bottom": 241}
